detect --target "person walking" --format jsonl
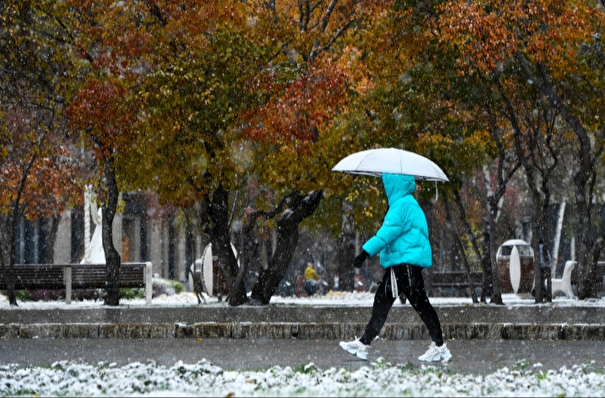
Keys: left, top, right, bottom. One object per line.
{"left": 339, "top": 173, "right": 451, "bottom": 363}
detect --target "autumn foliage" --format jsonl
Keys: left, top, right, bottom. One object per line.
{"left": 242, "top": 66, "right": 349, "bottom": 153}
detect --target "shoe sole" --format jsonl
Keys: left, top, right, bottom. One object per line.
{"left": 418, "top": 353, "right": 452, "bottom": 362}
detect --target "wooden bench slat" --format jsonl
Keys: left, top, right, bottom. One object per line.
{"left": 70, "top": 264, "right": 145, "bottom": 288}
{"left": 1, "top": 265, "right": 66, "bottom": 290}
{"left": 429, "top": 271, "right": 482, "bottom": 288}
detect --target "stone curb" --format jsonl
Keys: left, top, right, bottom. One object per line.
{"left": 1, "top": 322, "right": 604, "bottom": 340}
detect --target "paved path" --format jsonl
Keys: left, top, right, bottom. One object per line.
{"left": 2, "top": 338, "right": 604, "bottom": 374}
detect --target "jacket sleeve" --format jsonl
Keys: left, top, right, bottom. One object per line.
{"left": 362, "top": 209, "right": 404, "bottom": 257}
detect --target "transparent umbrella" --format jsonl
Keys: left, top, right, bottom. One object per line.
{"left": 332, "top": 148, "right": 449, "bottom": 182}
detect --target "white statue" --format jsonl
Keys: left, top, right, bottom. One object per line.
{"left": 82, "top": 185, "right": 105, "bottom": 264}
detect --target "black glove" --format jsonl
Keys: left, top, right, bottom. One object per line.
{"left": 353, "top": 250, "right": 370, "bottom": 268}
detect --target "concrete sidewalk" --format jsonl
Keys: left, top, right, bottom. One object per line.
{"left": 2, "top": 338, "right": 604, "bottom": 374}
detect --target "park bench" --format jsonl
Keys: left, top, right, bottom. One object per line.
{"left": 428, "top": 262, "right": 605, "bottom": 298}
{"left": 551, "top": 260, "right": 576, "bottom": 298}
{"left": 0, "top": 262, "right": 153, "bottom": 304}
{"left": 426, "top": 271, "right": 483, "bottom": 296}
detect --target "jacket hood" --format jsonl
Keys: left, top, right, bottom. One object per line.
{"left": 382, "top": 173, "right": 415, "bottom": 204}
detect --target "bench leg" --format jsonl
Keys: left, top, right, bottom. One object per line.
{"left": 145, "top": 262, "right": 153, "bottom": 304}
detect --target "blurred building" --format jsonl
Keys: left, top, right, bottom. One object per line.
{"left": 13, "top": 192, "right": 200, "bottom": 285}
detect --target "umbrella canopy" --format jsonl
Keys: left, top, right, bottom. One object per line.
{"left": 332, "top": 148, "right": 449, "bottom": 182}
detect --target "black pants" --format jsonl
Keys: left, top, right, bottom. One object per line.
{"left": 359, "top": 264, "right": 444, "bottom": 346}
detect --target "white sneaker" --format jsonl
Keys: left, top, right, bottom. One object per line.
{"left": 418, "top": 342, "right": 452, "bottom": 362}
{"left": 339, "top": 338, "right": 370, "bottom": 360}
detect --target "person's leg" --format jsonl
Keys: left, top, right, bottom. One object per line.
{"left": 359, "top": 269, "right": 396, "bottom": 345}
{"left": 400, "top": 265, "right": 451, "bottom": 362}
{"left": 340, "top": 268, "right": 395, "bottom": 360}
{"left": 400, "top": 265, "right": 444, "bottom": 346}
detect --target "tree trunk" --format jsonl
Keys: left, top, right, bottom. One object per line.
{"left": 480, "top": 228, "right": 494, "bottom": 302}
{"left": 0, "top": 214, "right": 18, "bottom": 306}
{"left": 252, "top": 221, "right": 299, "bottom": 304}
{"left": 528, "top": 171, "right": 554, "bottom": 303}
{"left": 498, "top": 73, "right": 559, "bottom": 304}
{"left": 250, "top": 191, "right": 323, "bottom": 305}
{"left": 206, "top": 183, "right": 248, "bottom": 306}
{"left": 551, "top": 201, "right": 566, "bottom": 275}
{"left": 444, "top": 199, "right": 478, "bottom": 303}
{"left": 487, "top": 197, "right": 503, "bottom": 305}
{"left": 102, "top": 161, "right": 121, "bottom": 306}
{"left": 452, "top": 188, "right": 485, "bottom": 302}
{"left": 481, "top": 134, "right": 518, "bottom": 305}
{"left": 573, "top": 170, "right": 598, "bottom": 299}
{"left": 515, "top": 52, "right": 601, "bottom": 299}
{"left": 337, "top": 201, "right": 355, "bottom": 291}
{"left": 45, "top": 214, "right": 61, "bottom": 264}
{"left": 531, "top": 204, "right": 547, "bottom": 303}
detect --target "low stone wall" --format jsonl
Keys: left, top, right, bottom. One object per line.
{"left": 4, "top": 305, "right": 605, "bottom": 325}
{"left": 2, "top": 322, "right": 604, "bottom": 340}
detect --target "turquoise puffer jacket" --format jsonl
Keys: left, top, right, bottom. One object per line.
{"left": 362, "top": 173, "right": 432, "bottom": 268}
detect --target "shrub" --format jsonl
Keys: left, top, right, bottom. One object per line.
{"left": 152, "top": 278, "right": 184, "bottom": 297}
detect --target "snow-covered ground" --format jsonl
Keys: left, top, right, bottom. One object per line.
{"left": 2, "top": 290, "right": 605, "bottom": 397}
{"left": 2, "top": 358, "right": 605, "bottom": 397}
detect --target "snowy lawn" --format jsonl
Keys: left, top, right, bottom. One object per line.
{"left": 2, "top": 358, "right": 605, "bottom": 397}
